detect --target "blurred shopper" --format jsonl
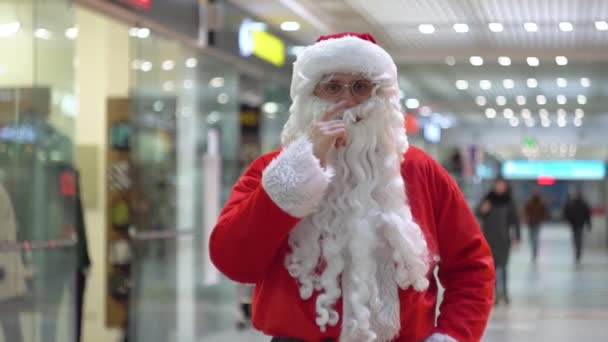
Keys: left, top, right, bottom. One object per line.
{"left": 562, "top": 191, "right": 592, "bottom": 264}
{"left": 524, "top": 188, "right": 549, "bottom": 263}
{"left": 209, "top": 32, "right": 494, "bottom": 342}
{"left": 477, "top": 177, "right": 520, "bottom": 305}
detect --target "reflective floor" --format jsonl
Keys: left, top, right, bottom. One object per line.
{"left": 200, "top": 222, "right": 608, "bottom": 342}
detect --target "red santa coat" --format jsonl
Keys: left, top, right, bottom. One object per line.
{"left": 210, "top": 145, "right": 495, "bottom": 342}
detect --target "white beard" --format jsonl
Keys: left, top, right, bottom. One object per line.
{"left": 284, "top": 97, "right": 431, "bottom": 342}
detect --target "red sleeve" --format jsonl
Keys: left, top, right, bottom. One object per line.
{"left": 209, "top": 154, "right": 300, "bottom": 283}
{"left": 429, "top": 160, "right": 495, "bottom": 341}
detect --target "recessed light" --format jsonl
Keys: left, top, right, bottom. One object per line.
{"left": 516, "top": 95, "right": 527, "bottom": 105}
{"left": 503, "top": 79, "right": 515, "bottom": 89}
{"left": 0, "top": 21, "right": 21, "bottom": 37}
{"left": 557, "top": 108, "right": 567, "bottom": 117}
{"left": 489, "top": 23, "right": 504, "bottom": 32}
{"left": 496, "top": 96, "right": 507, "bottom": 106}
{"left": 34, "top": 28, "right": 51, "bottom": 40}
{"left": 455, "top": 80, "right": 469, "bottom": 90}
{"left": 136, "top": 27, "right": 150, "bottom": 38}
{"left": 527, "top": 78, "right": 538, "bottom": 88}
{"left": 539, "top": 108, "right": 549, "bottom": 118}
{"left": 521, "top": 108, "right": 532, "bottom": 119}
{"left": 161, "top": 60, "right": 175, "bottom": 71}
{"left": 524, "top": 22, "right": 538, "bottom": 32}
{"left": 498, "top": 56, "right": 511, "bottom": 66}
{"left": 525, "top": 118, "right": 536, "bottom": 127}
{"left": 575, "top": 108, "right": 584, "bottom": 118}
{"left": 580, "top": 78, "right": 591, "bottom": 87}
{"left": 475, "top": 96, "right": 487, "bottom": 106}
{"left": 485, "top": 108, "right": 497, "bottom": 118}
{"left": 557, "top": 117, "right": 567, "bottom": 127}
{"left": 418, "top": 24, "right": 435, "bottom": 34}
{"left": 470, "top": 56, "right": 484, "bottom": 66}
{"left": 555, "top": 56, "right": 568, "bottom": 65}
{"left": 541, "top": 118, "right": 551, "bottom": 127}
{"left": 559, "top": 22, "right": 573, "bottom": 32}
{"left": 509, "top": 117, "right": 520, "bottom": 127}
{"left": 280, "top": 21, "right": 300, "bottom": 31}
{"left": 503, "top": 108, "right": 514, "bottom": 118}
{"left": 573, "top": 117, "right": 583, "bottom": 127}
{"left": 536, "top": 95, "right": 546, "bottom": 105}
{"left": 479, "top": 80, "right": 492, "bottom": 90}
{"left": 557, "top": 95, "right": 567, "bottom": 105}
{"left": 556, "top": 78, "right": 568, "bottom": 87}
{"left": 185, "top": 58, "right": 198, "bottom": 68}
{"left": 595, "top": 21, "right": 608, "bottom": 31}
{"left": 65, "top": 27, "right": 78, "bottom": 40}
{"left": 577, "top": 95, "right": 587, "bottom": 105}
{"left": 140, "top": 61, "right": 152, "bottom": 72}
{"left": 453, "top": 23, "right": 469, "bottom": 33}
{"left": 445, "top": 56, "right": 456, "bottom": 66}
{"left": 527, "top": 57, "right": 540, "bottom": 66}
{"left": 406, "top": 98, "right": 420, "bottom": 109}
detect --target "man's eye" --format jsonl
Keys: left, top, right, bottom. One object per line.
{"left": 325, "top": 84, "right": 342, "bottom": 94}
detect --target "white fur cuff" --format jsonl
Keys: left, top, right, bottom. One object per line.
{"left": 262, "top": 136, "right": 333, "bottom": 218}
{"left": 424, "top": 333, "right": 458, "bottom": 342}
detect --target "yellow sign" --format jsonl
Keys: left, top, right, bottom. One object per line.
{"left": 252, "top": 30, "right": 286, "bottom": 67}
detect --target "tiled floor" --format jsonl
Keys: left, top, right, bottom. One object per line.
{"left": 200, "top": 222, "right": 608, "bottom": 342}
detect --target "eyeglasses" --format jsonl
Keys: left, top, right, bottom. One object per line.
{"left": 316, "top": 79, "right": 375, "bottom": 98}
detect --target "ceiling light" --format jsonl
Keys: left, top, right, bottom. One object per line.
{"left": 406, "top": 98, "right": 420, "bottom": 109}
{"left": 536, "top": 95, "right": 546, "bottom": 105}
{"left": 455, "top": 80, "right": 469, "bottom": 90}
{"left": 280, "top": 21, "right": 300, "bottom": 31}
{"left": 129, "top": 27, "right": 139, "bottom": 37}
{"left": 509, "top": 117, "right": 520, "bottom": 127}
{"left": 521, "top": 108, "right": 532, "bottom": 119}
{"left": 557, "top": 108, "right": 567, "bottom": 117}
{"left": 527, "top": 57, "right": 540, "bottom": 66}
{"left": 557, "top": 117, "right": 567, "bottom": 127}
{"left": 555, "top": 56, "right": 568, "bottom": 65}
{"left": 577, "top": 95, "right": 587, "bottom": 105}
{"left": 34, "top": 28, "right": 51, "bottom": 40}
{"left": 496, "top": 96, "right": 507, "bottom": 106}
{"left": 556, "top": 78, "right": 567, "bottom": 87}
{"left": 559, "top": 22, "right": 573, "bottom": 32}
{"left": 162, "top": 81, "right": 174, "bottom": 92}
{"left": 209, "top": 77, "right": 225, "bottom": 88}
{"left": 470, "top": 56, "right": 484, "bottom": 66}
{"left": 573, "top": 117, "right": 583, "bottom": 127}
{"left": 524, "top": 22, "right": 538, "bottom": 32}
{"left": 580, "top": 78, "right": 591, "bottom": 87}
{"left": 539, "top": 108, "right": 549, "bottom": 118}
{"left": 217, "top": 93, "right": 229, "bottom": 104}
{"left": 262, "top": 102, "right": 279, "bottom": 114}
{"left": 419, "top": 106, "right": 432, "bottom": 116}
{"left": 485, "top": 108, "right": 497, "bottom": 118}
{"left": 445, "top": 56, "right": 456, "bottom": 66}
{"left": 503, "top": 108, "right": 514, "bottom": 118}
{"left": 475, "top": 96, "right": 487, "bottom": 106}
{"left": 140, "top": 61, "right": 152, "bottom": 72}
{"left": 541, "top": 118, "right": 551, "bottom": 127}
{"left": 479, "top": 80, "right": 492, "bottom": 90}
{"left": 595, "top": 21, "right": 608, "bottom": 31}
{"left": 0, "top": 21, "right": 21, "bottom": 37}
{"left": 161, "top": 60, "right": 175, "bottom": 71}
{"left": 65, "top": 27, "right": 78, "bottom": 40}
{"left": 527, "top": 78, "right": 538, "bottom": 88}
{"left": 185, "top": 58, "right": 198, "bottom": 68}
{"left": 418, "top": 24, "right": 435, "bottom": 34}
{"left": 489, "top": 22, "right": 504, "bottom": 32}
{"left": 575, "top": 108, "right": 584, "bottom": 118}
{"left": 557, "top": 95, "right": 567, "bottom": 105}
{"left": 453, "top": 23, "right": 469, "bottom": 33}
{"left": 137, "top": 28, "right": 150, "bottom": 38}
{"left": 498, "top": 56, "right": 511, "bottom": 66}
{"left": 503, "top": 79, "right": 515, "bottom": 89}
{"left": 516, "top": 95, "right": 527, "bottom": 105}
{"left": 525, "top": 118, "right": 536, "bottom": 127}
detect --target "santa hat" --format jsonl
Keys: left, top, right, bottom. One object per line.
{"left": 290, "top": 32, "right": 399, "bottom": 100}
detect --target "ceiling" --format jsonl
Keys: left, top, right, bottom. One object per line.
{"left": 227, "top": 0, "right": 608, "bottom": 158}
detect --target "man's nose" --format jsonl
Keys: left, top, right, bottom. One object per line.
{"left": 338, "top": 90, "right": 358, "bottom": 106}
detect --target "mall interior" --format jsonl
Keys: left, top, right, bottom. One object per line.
{"left": 0, "top": 0, "right": 607, "bottom": 341}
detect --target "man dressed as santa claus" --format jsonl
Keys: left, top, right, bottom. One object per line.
{"left": 210, "top": 32, "right": 495, "bottom": 342}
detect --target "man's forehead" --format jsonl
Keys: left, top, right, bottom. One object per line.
{"left": 321, "top": 72, "right": 368, "bottom": 81}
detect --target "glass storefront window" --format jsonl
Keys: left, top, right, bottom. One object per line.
{"left": 0, "top": 1, "right": 79, "bottom": 342}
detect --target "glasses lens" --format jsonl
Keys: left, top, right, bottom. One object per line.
{"left": 321, "top": 82, "right": 343, "bottom": 96}
{"left": 352, "top": 80, "right": 373, "bottom": 96}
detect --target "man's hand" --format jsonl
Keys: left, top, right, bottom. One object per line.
{"left": 309, "top": 100, "right": 353, "bottom": 166}
{"left": 479, "top": 200, "right": 491, "bottom": 214}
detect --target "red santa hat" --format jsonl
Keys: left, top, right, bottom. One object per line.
{"left": 290, "top": 32, "right": 399, "bottom": 100}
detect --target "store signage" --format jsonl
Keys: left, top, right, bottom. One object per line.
{"left": 502, "top": 160, "right": 606, "bottom": 180}
{"left": 239, "top": 19, "right": 285, "bottom": 67}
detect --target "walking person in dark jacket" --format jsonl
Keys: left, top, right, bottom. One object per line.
{"left": 524, "top": 188, "right": 549, "bottom": 263}
{"left": 477, "top": 177, "right": 521, "bottom": 305}
{"left": 562, "top": 191, "right": 592, "bottom": 264}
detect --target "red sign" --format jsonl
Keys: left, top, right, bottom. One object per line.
{"left": 537, "top": 175, "right": 556, "bottom": 186}
{"left": 115, "top": 0, "right": 151, "bottom": 10}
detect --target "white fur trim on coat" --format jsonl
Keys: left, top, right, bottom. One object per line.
{"left": 424, "top": 333, "right": 458, "bottom": 342}
{"left": 262, "top": 136, "right": 333, "bottom": 218}
{"left": 290, "top": 35, "right": 398, "bottom": 99}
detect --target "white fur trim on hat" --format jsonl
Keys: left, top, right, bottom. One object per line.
{"left": 290, "top": 35, "right": 398, "bottom": 99}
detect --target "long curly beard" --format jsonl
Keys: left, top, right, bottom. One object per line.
{"left": 284, "top": 96, "right": 430, "bottom": 342}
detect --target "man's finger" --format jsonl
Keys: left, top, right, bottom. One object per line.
{"left": 321, "top": 101, "right": 354, "bottom": 121}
